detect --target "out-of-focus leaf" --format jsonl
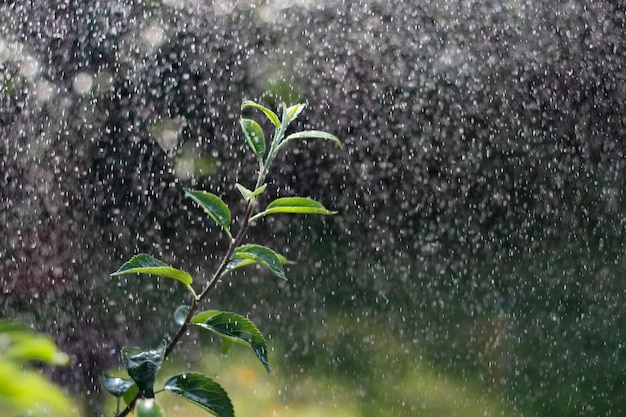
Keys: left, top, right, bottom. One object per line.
{"left": 164, "top": 373, "right": 234, "bottom": 417}
{"left": 241, "top": 100, "right": 280, "bottom": 127}
{"left": 251, "top": 197, "right": 337, "bottom": 220}
{"left": 136, "top": 398, "right": 165, "bottom": 417}
{"left": 231, "top": 244, "right": 286, "bottom": 280}
{"left": 2, "top": 336, "right": 70, "bottom": 366}
{"left": 240, "top": 118, "right": 266, "bottom": 160}
{"left": 110, "top": 254, "right": 193, "bottom": 286}
{"left": 0, "top": 361, "right": 74, "bottom": 417}
{"left": 281, "top": 130, "right": 343, "bottom": 148}
{"left": 102, "top": 374, "right": 134, "bottom": 398}
{"left": 174, "top": 305, "right": 190, "bottom": 326}
{"left": 192, "top": 310, "right": 270, "bottom": 373}
{"left": 121, "top": 342, "right": 166, "bottom": 398}
{"left": 184, "top": 189, "right": 232, "bottom": 235}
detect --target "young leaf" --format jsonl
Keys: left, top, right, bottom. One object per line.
{"left": 241, "top": 100, "right": 280, "bottom": 127}
{"left": 236, "top": 183, "right": 267, "bottom": 202}
{"left": 136, "top": 398, "right": 165, "bottom": 417}
{"left": 286, "top": 103, "right": 306, "bottom": 123}
{"left": 235, "top": 183, "right": 253, "bottom": 201}
{"left": 231, "top": 244, "right": 287, "bottom": 280}
{"left": 251, "top": 197, "right": 337, "bottom": 220}
{"left": 191, "top": 310, "right": 270, "bottom": 373}
{"left": 102, "top": 374, "right": 135, "bottom": 398}
{"left": 281, "top": 130, "right": 343, "bottom": 149}
{"left": 240, "top": 118, "right": 266, "bottom": 160}
{"left": 164, "top": 373, "right": 234, "bottom": 417}
{"left": 121, "top": 341, "right": 166, "bottom": 398}
{"left": 110, "top": 254, "right": 193, "bottom": 286}
{"left": 184, "top": 189, "right": 232, "bottom": 236}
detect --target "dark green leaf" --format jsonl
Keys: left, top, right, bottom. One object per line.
{"left": 164, "top": 373, "right": 234, "bottom": 417}
{"left": 184, "top": 189, "right": 231, "bottom": 233}
{"left": 121, "top": 341, "right": 166, "bottom": 398}
{"left": 136, "top": 398, "right": 165, "bottom": 417}
{"left": 282, "top": 130, "right": 343, "bottom": 148}
{"left": 231, "top": 244, "right": 286, "bottom": 280}
{"left": 252, "top": 197, "right": 337, "bottom": 220}
{"left": 174, "top": 305, "right": 190, "bottom": 326}
{"left": 192, "top": 310, "right": 270, "bottom": 373}
{"left": 110, "top": 254, "right": 193, "bottom": 286}
{"left": 241, "top": 100, "right": 280, "bottom": 127}
{"left": 240, "top": 118, "right": 266, "bottom": 159}
{"left": 102, "top": 374, "right": 135, "bottom": 398}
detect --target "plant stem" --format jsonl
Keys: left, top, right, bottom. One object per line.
{"left": 116, "top": 108, "right": 288, "bottom": 417}
{"left": 116, "top": 193, "right": 257, "bottom": 417}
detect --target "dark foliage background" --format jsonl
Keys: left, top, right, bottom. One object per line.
{"left": 1, "top": 1, "right": 624, "bottom": 415}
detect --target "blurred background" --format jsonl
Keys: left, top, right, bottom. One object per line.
{"left": 1, "top": 0, "right": 625, "bottom": 416}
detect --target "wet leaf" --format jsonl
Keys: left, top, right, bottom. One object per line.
{"left": 191, "top": 310, "right": 270, "bottom": 373}
{"left": 136, "top": 398, "right": 165, "bottom": 417}
{"left": 231, "top": 244, "right": 286, "bottom": 280}
{"left": 164, "top": 373, "right": 234, "bottom": 417}
{"left": 122, "top": 383, "right": 139, "bottom": 406}
{"left": 184, "top": 189, "right": 231, "bottom": 234}
{"left": 102, "top": 374, "right": 134, "bottom": 398}
{"left": 110, "top": 254, "right": 193, "bottom": 286}
{"left": 240, "top": 118, "right": 266, "bottom": 160}
{"left": 241, "top": 100, "right": 280, "bottom": 127}
{"left": 281, "top": 130, "right": 343, "bottom": 148}
{"left": 226, "top": 251, "right": 294, "bottom": 273}
{"left": 174, "top": 305, "right": 190, "bottom": 326}
{"left": 121, "top": 341, "right": 166, "bottom": 398}
{"left": 252, "top": 197, "right": 337, "bottom": 220}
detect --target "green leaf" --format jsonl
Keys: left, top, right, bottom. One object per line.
{"left": 136, "top": 398, "right": 165, "bottom": 417}
{"left": 121, "top": 341, "right": 166, "bottom": 398}
{"left": 164, "top": 373, "right": 234, "bottom": 417}
{"left": 174, "top": 305, "right": 190, "bottom": 326}
{"left": 184, "top": 189, "right": 232, "bottom": 235}
{"left": 240, "top": 118, "right": 266, "bottom": 159}
{"left": 191, "top": 310, "right": 270, "bottom": 373}
{"left": 231, "top": 244, "right": 286, "bottom": 280}
{"left": 226, "top": 251, "right": 294, "bottom": 273}
{"left": 110, "top": 254, "right": 193, "bottom": 286}
{"left": 252, "top": 197, "right": 337, "bottom": 220}
{"left": 281, "top": 130, "right": 343, "bottom": 148}
{"left": 122, "top": 383, "right": 139, "bottom": 406}
{"left": 102, "top": 374, "right": 135, "bottom": 398}
{"left": 236, "top": 183, "right": 267, "bottom": 201}
{"left": 2, "top": 334, "right": 70, "bottom": 366}
{"left": 241, "top": 100, "right": 280, "bottom": 127}
{"left": 0, "top": 361, "right": 74, "bottom": 417}
{"left": 286, "top": 103, "right": 306, "bottom": 123}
